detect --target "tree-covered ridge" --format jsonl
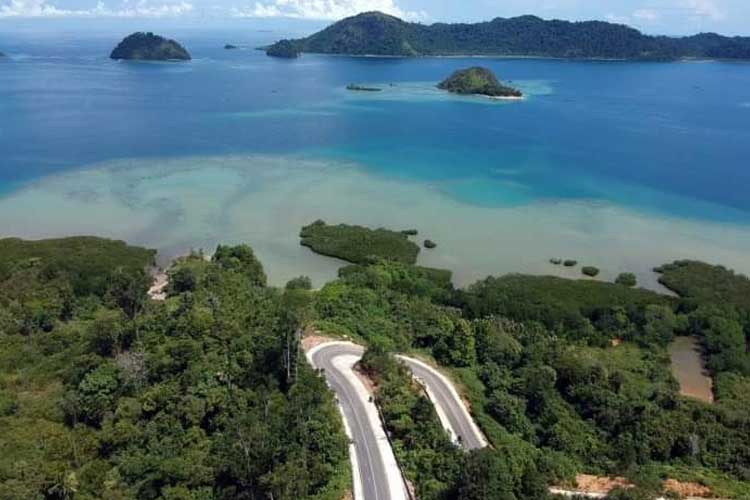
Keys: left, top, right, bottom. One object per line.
{"left": 110, "top": 32, "right": 191, "bottom": 61}
{"left": 438, "top": 67, "right": 522, "bottom": 98}
{"left": 0, "top": 239, "right": 349, "bottom": 499}
{"left": 266, "top": 39, "right": 301, "bottom": 58}
{"left": 300, "top": 220, "right": 421, "bottom": 265}
{"left": 267, "top": 11, "right": 750, "bottom": 60}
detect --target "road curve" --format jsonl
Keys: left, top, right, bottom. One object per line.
{"left": 397, "top": 355, "right": 488, "bottom": 450}
{"left": 307, "top": 342, "right": 408, "bottom": 500}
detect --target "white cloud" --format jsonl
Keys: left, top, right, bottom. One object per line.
{"left": 0, "top": 0, "right": 194, "bottom": 17}
{"left": 633, "top": 8, "right": 659, "bottom": 22}
{"left": 232, "top": 0, "right": 426, "bottom": 21}
{"left": 682, "top": 0, "right": 726, "bottom": 21}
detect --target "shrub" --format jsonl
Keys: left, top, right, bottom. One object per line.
{"left": 616, "top": 273, "right": 637, "bottom": 287}
{"left": 550, "top": 258, "right": 563, "bottom": 265}
{"left": 582, "top": 266, "right": 600, "bottom": 277}
{"left": 286, "top": 276, "right": 313, "bottom": 290}
{"left": 424, "top": 239, "right": 437, "bottom": 249}
{"left": 564, "top": 260, "right": 578, "bottom": 267}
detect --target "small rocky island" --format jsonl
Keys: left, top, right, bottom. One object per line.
{"left": 438, "top": 67, "right": 522, "bottom": 98}
{"left": 347, "top": 84, "right": 382, "bottom": 92}
{"left": 224, "top": 44, "right": 238, "bottom": 50}
{"left": 0, "top": 51, "right": 6, "bottom": 58}
{"left": 266, "top": 39, "right": 301, "bottom": 58}
{"left": 110, "top": 32, "right": 191, "bottom": 61}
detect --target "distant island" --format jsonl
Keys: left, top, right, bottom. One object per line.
{"left": 0, "top": 51, "right": 6, "bottom": 58}
{"left": 438, "top": 67, "right": 522, "bottom": 98}
{"left": 266, "top": 11, "right": 750, "bottom": 60}
{"left": 347, "top": 84, "right": 383, "bottom": 92}
{"left": 110, "top": 32, "right": 191, "bottom": 61}
{"left": 224, "top": 44, "right": 238, "bottom": 50}
{"left": 266, "top": 39, "right": 301, "bottom": 58}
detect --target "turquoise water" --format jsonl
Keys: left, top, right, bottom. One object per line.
{"left": 1, "top": 29, "right": 750, "bottom": 287}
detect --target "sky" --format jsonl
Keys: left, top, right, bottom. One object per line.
{"left": 0, "top": 0, "right": 748, "bottom": 36}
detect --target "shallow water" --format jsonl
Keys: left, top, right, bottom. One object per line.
{"left": 1, "top": 29, "right": 750, "bottom": 287}
{"left": 669, "top": 336, "right": 714, "bottom": 403}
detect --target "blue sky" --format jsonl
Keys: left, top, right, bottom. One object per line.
{"left": 1, "top": 0, "right": 748, "bottom": 35}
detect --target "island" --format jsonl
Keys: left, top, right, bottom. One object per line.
{"left": 266, "top": 39, "right": 301, "bottom": 58}
{"left": 110, "top": 32, "right": 191, "bottom": 61}
{"left": 0, "top": 51, "right": 6, "bottom": 59}
{"left": 300, "top": 219, "right": 420, "bottom": 264}
{"left": 438, "top": 67, "right": 522, "bottom": 98}
{"left": 265, "top": 11, "right": 750, "bottom": 60}
{"left": 346, "top": 84, "right": 383, "bottom": 92}
{"left": 224, "top": 44, "right": 238, "bottom": 50}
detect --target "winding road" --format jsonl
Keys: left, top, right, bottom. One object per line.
{"left": 397, "top": 355, "right": 487, "bottom": 450}
{"left": 307, "top": 342, "right": 408, "bottom": 500}
{"left": 306, "top": 340, "right": 489, "bottom": 500}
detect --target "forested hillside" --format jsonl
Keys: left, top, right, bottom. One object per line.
{"left": 267, "top": 11, "right": 750, "bottom": 60}
{"left": 313, "top": 258, "right": 750, "bottom": 498}
{"left": 0, "top": 238, "right": 349, "bottom": 499}
{"left": 3, "top": 234, "right": 750, "bottom": 498}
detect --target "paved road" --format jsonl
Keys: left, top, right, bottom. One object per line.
{"left": 307, "top": 342, "right": 407, "bottom": 500}
{"left": 397, "top": 355, "right": 487, "bottom": 450}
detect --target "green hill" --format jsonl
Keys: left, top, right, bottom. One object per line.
{"left": 266, "top": 11, "right": 750, "bottom": 60}
{"left": 110, "top": 32, "right": 191, "bottom": 61}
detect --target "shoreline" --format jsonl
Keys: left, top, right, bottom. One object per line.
{"left": 298, "top": 51, "right": 746, "bottom": 64}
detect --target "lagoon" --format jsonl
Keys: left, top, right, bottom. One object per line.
{"left": 1, "top": 28, "right": 750, "bottom": 287}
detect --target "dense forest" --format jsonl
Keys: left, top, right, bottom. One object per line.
{"left": 267, "top": 11, "right": 750, "bottom": 60}
{"left": 310, "top": 254, "right": 750, "bottom": 498}
{"left": 0, "top": 237, "right": 349, "bottom": 499}
{"left": 3, "top": 233, "right": 750, "bottom": 498}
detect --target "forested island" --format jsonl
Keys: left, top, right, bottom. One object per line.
{"left": 438, "top": 67, "right": 522, "bottom": 98}
{"left": 3, "top": 230, "right": 750, "bottom": 498}
{"left": 266, "top": 11, "right": 750, "bottom": 60}
{"left": 110, "top": 32, "right": 191, "bottom": 61}
{"left": 265, "top": 39, "right": 301, "bottom": 58}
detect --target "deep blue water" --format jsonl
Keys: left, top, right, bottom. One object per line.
{"left": 1, "top": 28, "right": 750, "bottom": 223}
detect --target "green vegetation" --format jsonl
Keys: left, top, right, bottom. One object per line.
{"left": 582, "top": 266, "right": 600, "bottom": 277}
{"left": 312, "top": 250, "right": 750, "bottom": 498}
{"left": 0, "top": 236, "right": 156, "bottom": 297}
{"left": 0, "top": 239, "right": 349, "bottom": 499}
{"left": 266, "top": 39, "right": 302, "bottom": 58}
{"left": 424, "top": 239, "right": 437, "bottom": 249}
{"left": 438, "top": 67, "right": 522, "bottom": 98}
{"left": 109, "top": 32, "right": 191, "bottom": 61}
{"left": 655, "top": 260, "right": 750, "bottom": 310}
{"left": 267, "top": 11, "right": 750, "bottom": 60}
{"left": 346, "top": 84, "right": 383, "bottom": 92}
{"left": 616, "top": 272, "right": 638, "bottom": 288}
{"left": 564, "top": 260, "right": 578, "bottom": 267}
{"left": 401, "top": 229, "right": 419, "bottom": 236}
{"left": 5, "top": 231, "right": 750, "bottom": 499}
{"left": 300, "top": 220, "right": 421, "bottom": 265}
{"left": 550, "top": 258, "right": 563, "bottom": 265}
{"left": 361, "top": 346, "right": 463, "bottom": 499}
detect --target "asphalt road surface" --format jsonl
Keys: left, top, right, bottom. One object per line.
{"left": 308, "top": 342, "right": 407, "bottom": 500}
{"left": 398, "top": 355, "right": 488, "bottom": 450}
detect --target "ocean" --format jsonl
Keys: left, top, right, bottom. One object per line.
{"left": 1, "top": 27, "right": 749, "bottom": 289}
